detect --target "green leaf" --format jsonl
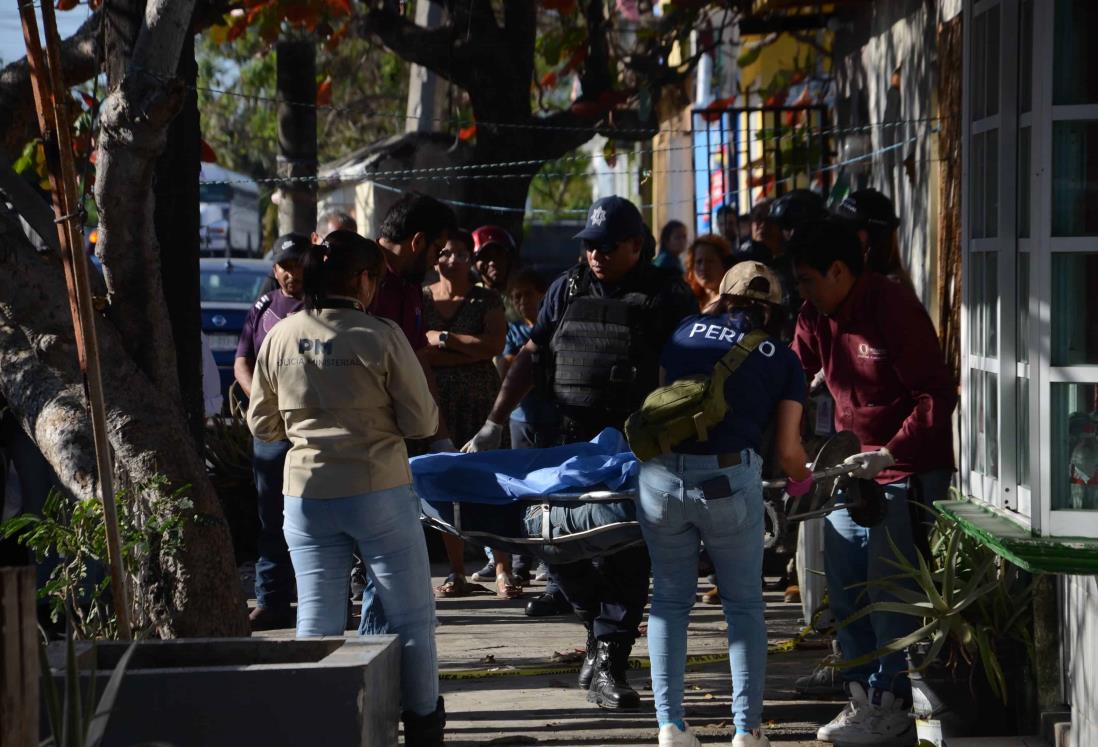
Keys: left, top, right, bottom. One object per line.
{"left": 40, "top": 633, "right": 62, "bottom": 746}
{"left": 62, "top": 612, "right": 84, "bottom": 747}
{"left": 834, "top": 619, "right": 941, "bottom": 670}
{"left": 835, "top": 600, "right": 937, "bottom": 632}
{"left": 85, "top": 642, "right": 137, "bottom": 747}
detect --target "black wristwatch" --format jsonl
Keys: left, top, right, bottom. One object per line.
{"left": 438, "top": 331, "right": 450, "bottom": 349}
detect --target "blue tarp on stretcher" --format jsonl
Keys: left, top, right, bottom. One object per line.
{"left": 409, "top": 428, "right": 638, "bottom": 505}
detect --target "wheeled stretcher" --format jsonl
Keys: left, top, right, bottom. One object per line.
{"left": 414, "top": 430, "right": 882, "bottom": 566}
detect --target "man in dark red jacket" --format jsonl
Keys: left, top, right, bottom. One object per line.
{"left": 788, "top": 218, "right": 955, "bottom": 747}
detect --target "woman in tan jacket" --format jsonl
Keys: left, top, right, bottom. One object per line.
{"left": 247, "top": 230, "right": 445, "bottom": 745}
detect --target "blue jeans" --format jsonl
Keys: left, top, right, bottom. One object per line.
{"left": 825, "top": 469, "right": 953, "bottom": 700}
{"left": 283, "top": 485, "right": 439, "bottom": 716}
{"left": 253, "top": 438, "right": 293, "bottom": 612}
{"left": 638, "top": 450, "right": 766, "bottom": 732}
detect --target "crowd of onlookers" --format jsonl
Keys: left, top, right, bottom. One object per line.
{"left": 235, "top": 186, "right": 957, "bottom": 746}
{"left": 0, "top": 181, "right": 955, "bottom": 747}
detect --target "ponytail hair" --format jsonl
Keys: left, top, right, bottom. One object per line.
{"left": 301, "top": 229, "right": 385, "bottom": 310}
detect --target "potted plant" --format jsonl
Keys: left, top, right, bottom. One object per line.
{"left": 835, "top": 513, "right": 1038, "bottom": 738}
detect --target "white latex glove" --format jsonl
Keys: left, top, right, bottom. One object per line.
{"left": 461, "top": 420, "right": 504, "bottom": 453}
{"left": 844, "top": 448, "right": 895, "bottom": 479}
{"left": 428, "top": 438, "right": 457, "bottom": 453}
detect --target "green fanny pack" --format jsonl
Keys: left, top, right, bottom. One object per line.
{"left": 624, "top": 329, "right": 768, "bottom": 462}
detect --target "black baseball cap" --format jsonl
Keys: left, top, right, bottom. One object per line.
{"left": 769, "top": 189, "right": 828, "bottom": 230}
{"left": 834, "top": 188, "right": 901, "bottom": 231}
{"left": 271, "top": 233, "right": 311, "bottom": 266}
{"left": 573, "top": 196, "right": 645, "bottom": 246}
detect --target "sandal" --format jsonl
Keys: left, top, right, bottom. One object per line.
{"left": 434, "top": 572, "right": 471, "bottom": 598}
{"left": 495, "top": 573, "right": 524, "bottom": 600}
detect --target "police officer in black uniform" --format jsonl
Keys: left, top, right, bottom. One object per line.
{"left": 464, "top": 196, "right": 698, "bottom": 710}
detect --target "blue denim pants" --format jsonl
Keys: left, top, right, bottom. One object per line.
{"left": 825, "top": 469, "right": 953, "bottom": 700}
{"left": 283, "top": 484, "right": 439, "bottom": 716}
{"left": 638, "top": 450, "right": 766, "bottom": 732}
{"left": 253, "top": 438, "right": 294, "bottom": 612}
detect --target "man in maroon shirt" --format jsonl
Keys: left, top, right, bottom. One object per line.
{"left": 788, "top": 218, "right": 955, "bottom": 746}
{"left": 358, "top": 191, "right": 457, "bottom": 637}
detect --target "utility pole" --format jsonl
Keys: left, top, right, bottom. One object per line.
{"left": 276, "top": 36, "right": 317, "bottom": 236}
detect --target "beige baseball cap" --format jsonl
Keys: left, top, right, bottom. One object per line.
{"left": 718, "top": 261, "right": 783, "bottom": 305}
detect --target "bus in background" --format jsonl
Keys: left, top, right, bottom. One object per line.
{"left": 199, "top": 163, "right": 261, "bottom": 257}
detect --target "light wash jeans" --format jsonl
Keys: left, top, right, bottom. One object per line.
{"left": 283, "top": 484, "right": 439, "bottom": 716}
{"left": 638, "top": 450, "right": 766, "bottom": 732}
{"left": 824, "top": 469, "right": 953, "bottom": 701}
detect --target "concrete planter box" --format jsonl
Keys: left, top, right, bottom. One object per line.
{"left": 44, "top": 636, "right": 400, "bottom": 747}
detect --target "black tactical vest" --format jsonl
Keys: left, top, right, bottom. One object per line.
{"left": 549, "top": 265, "right": 663, "bottom": 419}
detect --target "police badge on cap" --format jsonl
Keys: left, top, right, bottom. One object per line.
{"left": 573, "top": 196, "right": 645, "bottom": 246}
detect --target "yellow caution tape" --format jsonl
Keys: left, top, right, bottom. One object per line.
{"left": 439, "top": 623, "right": 818, "bottom": 681}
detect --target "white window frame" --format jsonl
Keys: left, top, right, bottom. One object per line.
{"left": 963, "top": 0, "right": 1098, "bottom": 538}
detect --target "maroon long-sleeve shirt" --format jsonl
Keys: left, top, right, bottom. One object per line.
{"left": 791, "top": 272, "right": 957, "bottom": 484}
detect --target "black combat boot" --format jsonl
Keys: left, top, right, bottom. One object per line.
{"left": 402, "top": 696, "right": 445, "bottom": 746}
{"left": 586, "top": 640, "right": 640, "bottom": 710}
{"left": 577, "top": 627, "right": 597, "bottom": 690}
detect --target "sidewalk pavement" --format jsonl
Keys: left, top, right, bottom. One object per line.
{"left": 254, "top": 563, "right": 842, "bottom": 745}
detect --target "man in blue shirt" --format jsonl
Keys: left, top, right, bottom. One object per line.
{"left": 233, "top": 233, "right": 308, "bottom": 631}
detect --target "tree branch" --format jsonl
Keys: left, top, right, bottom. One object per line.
{"left": 0, "top": 9, "right": 102, "bottom": 161}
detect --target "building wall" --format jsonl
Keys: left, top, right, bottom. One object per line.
{"left": 1062, "top": 575, "right": 1098, "bottom": 745}
{"left": 832, "top": 0, "right": 939, "bottom": 310}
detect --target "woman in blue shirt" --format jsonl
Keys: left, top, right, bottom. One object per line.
{"left": 639, "top": 262, "right": 812, "bottom": 747}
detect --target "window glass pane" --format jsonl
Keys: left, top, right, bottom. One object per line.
{"left": 971, "top": 369, "right": 1000, "bottom": 480}
{"left": 972, "top": 6, "right": 1001, "bottom": 120}
{"left": 971, "top": 130, "right": 999, "bottom": 238}
{"left": 973, "top": 10, "right": 987, "bottom": 121}
{"left": 1019, "top": 376, "right": 1030, "bottom": 489}
{"left": 1052, "top": 382, "right": 1098, "bottom": 510}
{"left": 1018, "top": 252, "right": 1030, "bottom": 363}
{"left": 1052, "top": 122, "right": 1098, "bottom": 236}
{"left": 970, "top": 251, "right": 999, "bottom": 358}
{"left": 970, "top": 369, "right": 985, "bottom": 475}
{"left": 1053, "top": 0, "right": 1098, "bottom": 105}
{"left": 1018, "top": 127, "right": 1031, "bottom": 238}
{"left": 1019, "top": 0, "right": 1033, "bottom": 113}
{"left": 1051, "top": 253, "right": 1098, "bottom": 364}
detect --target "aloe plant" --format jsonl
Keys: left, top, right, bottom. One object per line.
{"left": 835, "top": 516, "right": 1036, "bottom": 703}
{"left": 40, "top": 611, "right": 137, "bottom": 747}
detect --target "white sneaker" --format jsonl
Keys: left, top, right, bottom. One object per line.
{"left": 658, "top": 722, "right": 701, "bottom": 747}
{"left": 731, "top": 729, "right": 770, "bottom": 746}
{"left": 816, "top": 684, "right": 915, "bottom": 745}
{"left": 816, "top": 683, "right": 870, "bottom": 742}
{"left": 535, "top": 563, "right": 549, "bottom": 582}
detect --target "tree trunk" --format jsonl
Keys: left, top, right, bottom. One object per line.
{"left": 154, "top": 30, "right": 205, "bottom": 447}
{"left": 0, "top": 204, "right": 246, "bottom": 637}
{"left": 90, "top": 0, "right": 245, "bottom": 636}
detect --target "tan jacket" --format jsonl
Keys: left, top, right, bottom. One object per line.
{"left": 247, "top": 306, "right": 439, "bottom": 499}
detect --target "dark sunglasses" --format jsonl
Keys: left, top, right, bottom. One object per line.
{"left": 582, "top": 239, "right": 623, "bottom": 255}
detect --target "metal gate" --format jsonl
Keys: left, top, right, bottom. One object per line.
{"left": 691, "top": 105, "right": 832, "bottom": 234}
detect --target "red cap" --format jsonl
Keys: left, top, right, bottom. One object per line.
{"left": 472, "top": 225, "right": 516, "bottom": 256}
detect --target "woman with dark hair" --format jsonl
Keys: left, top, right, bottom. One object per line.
{"left": 419, "top": 229, "right": 516, "bottom": 599}
{"left": 684, "top": 233, "right": 734, "bottom": 312}
{"left": 653, "top": 220, "right": 689, "bottom": 275}
{"left": 247, "top": 230, "right": 445, "bottom": 745}
{"left": 638, "top": 261, "right": 811, "bottom": 747}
